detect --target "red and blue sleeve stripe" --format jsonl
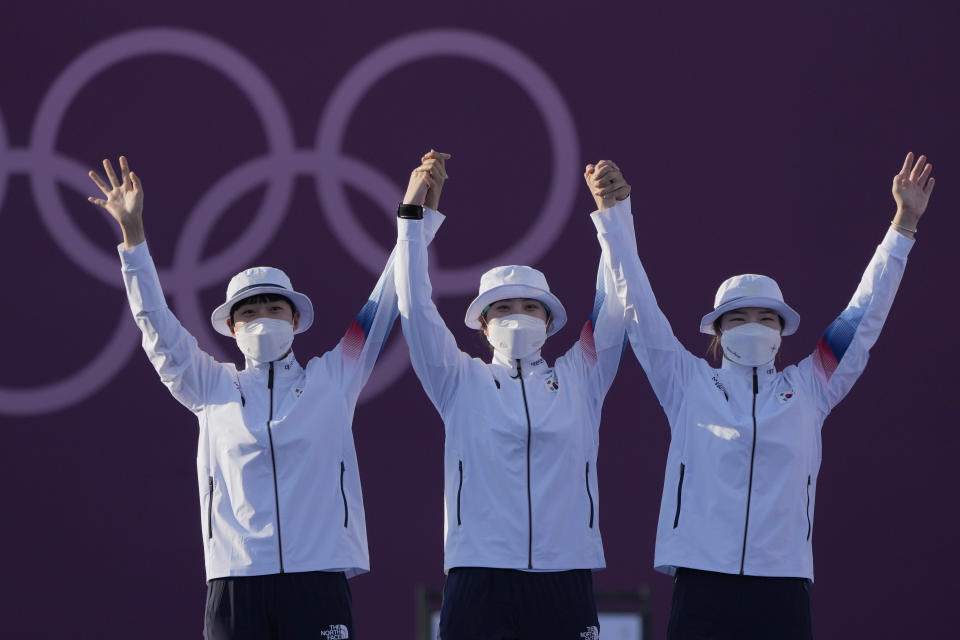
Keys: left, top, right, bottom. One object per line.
{"left": 579, "top": 274, "right": 605, "bottom": 365}
{"left": 813, "top": 307, "right": 864, "bottom": 381}
{"left": 341, "top": 285, "right": 398, "bottom": 362}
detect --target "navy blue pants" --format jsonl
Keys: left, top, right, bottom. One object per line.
{"left": 438, "top": 568, "right": 599, "bottom": 640}
{"left": 203, "top": 571, "right": 353, "bottom": 640}
{"left": 667, "top": 568, "right": 813, "bottom": 640}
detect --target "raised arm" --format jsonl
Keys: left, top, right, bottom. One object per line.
{"left": 586, "top": 160, "right": 700, "bottom": 421}
{"left": 89, "top": 157, "right": 225, "bottom": 412}
{"left": 395, "top": 151, "right": 472, "bottom": 413}
{"left": 559, "top": 160, "right": 632, "bottom": 399}
{"left": 806, "top": 152, "right": 934, "bottom": 414}
{"left": 335, "top": 152, "right": 446, "bottom": 401}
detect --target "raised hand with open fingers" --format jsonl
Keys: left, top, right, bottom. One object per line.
{"left": 88, "top": 156, "right": 145, "bottom": 248}
{"left": 584, "top": 159, "right": 630, "bottom": 211}
{"left": 891, "top": 152, "right": 935, "bottom": 235}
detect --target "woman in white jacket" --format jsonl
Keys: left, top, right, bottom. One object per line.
{"left": 88, "top": 155, "right": 442, "bottom": 639}
{"left": 596, "top": 152, "right": 935, "bottom": 639}
{"left": 394, "top": 152, "right": 632, "bottom": 639}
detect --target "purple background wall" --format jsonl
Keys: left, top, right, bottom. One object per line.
{"left": 1, "top": 2, "right": 958, "bottom": 637}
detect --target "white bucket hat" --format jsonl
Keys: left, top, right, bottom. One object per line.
{"left": 464, "top": 265, "right": 567, "bottom": 337}
{"left": 210, "top": 266, "right": 314, "bottom": 337}
{"left": 699, "top": 273, "right": 800, "bottom": 336}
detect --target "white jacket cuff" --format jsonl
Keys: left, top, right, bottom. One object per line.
{"left": 881, "top": 225, "right": 915, "bottom": 258}
{"left": 398, "top": 207, "right": 444, "bottom": 242}
{"left": 118, "top": 241, "right": 168, "bottom": 313}
{"left": 589, "top": 195, "right": 632, "bottom": 232}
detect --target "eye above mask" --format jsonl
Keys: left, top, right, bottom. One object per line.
{"left": 485, "top": 314, "right": 547, "bottom": 360}
{"left": 720, "top": 323, "right": 781, "bottom": 366}
{"left": 235, "top": 318, "right": 294, "bottom": 363}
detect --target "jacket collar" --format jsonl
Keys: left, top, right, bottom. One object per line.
{"left": 243, "top": 350, "right": 302, "bottom": 378}
{"left": 720, "top": 356, "right": 778, "bottom": 384}
{"left": 490, "top": 350, "right": 549, "bottom": 377}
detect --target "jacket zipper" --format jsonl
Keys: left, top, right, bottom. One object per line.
{"left": 673, "top": 462, "right": 685, "bottom": 528}
{"left": 586, "top": 462, "right": 594, "bottom": 529}
{"left": 207, "top": 476, "right": 214, "bottom": 539}
{"left": 340, "top": 461, "right": 348, "bottom": 528}
{"left": 516, "top": 359, "right": 534, "bottom": 569}
{"left": 457, "top": 459, "right": 463, "bottom": 526}
{"left": 739, "top": 367, "right": 759, "bottom": 575}
{"left": 265, "top": 362, "right": 285, "bottom": 573}
{"left": 806, "top": 475, "right": 812, "bottom": 541}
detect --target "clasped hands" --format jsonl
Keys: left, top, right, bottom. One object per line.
{"left": 402, "top": 150, "right": 631, "bottom": 214}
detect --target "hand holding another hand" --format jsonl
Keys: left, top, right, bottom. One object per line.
{"left": 403, "top": 150, "right": 451, "bottom": 210}
{"left": 584, "top": 160, "right": 630, "bottom": 211}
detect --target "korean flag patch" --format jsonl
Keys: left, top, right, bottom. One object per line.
{"left": 777, "top": 389, "right": 795, "bottom": 404}
{"left": 544, "top": 372, "right": 559, "bottom": 392}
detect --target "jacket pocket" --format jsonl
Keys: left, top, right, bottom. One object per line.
{"left": 673, "top": 463, "right": 686, "bottom": 529}
{"left": 457, "top": 460, "right": 463, "bottom": 526}
{"left": 805, "top": 475, "right": 812, "bottom": 541}
{"left": 207, "top": 476, "right": 214, "bottom": 540}
{"left": 585, "top": 462, "right": 595, "bottom": 529}
{"left": 340, "top": 461, "right": 348, "bottom": 528}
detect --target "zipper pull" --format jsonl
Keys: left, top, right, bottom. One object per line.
{"left": 268, "top": 361, "right": 275, "bottom": 390}
{"left": 752, "top": 367, "right": 758, "bottom": 394}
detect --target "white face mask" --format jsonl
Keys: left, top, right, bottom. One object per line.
{"left": 485, "top": 314, "right": 547, "bottom": 360}
{"left": 235, "top": 318, "right": 294, "bottom": 363}
{"left": 720, "top": 323, "right": 781, "bottom": 366}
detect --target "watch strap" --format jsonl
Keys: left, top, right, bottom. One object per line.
{"left": 397, "top": 203, "right": 424, "bottom": 219}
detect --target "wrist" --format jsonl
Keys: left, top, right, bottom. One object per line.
{"left": 424, "top": 192, "right": 441, "bottom": 211}
{"left": 401, "top": 186, "right": 427, "bottom": 206}
{"left": 595, "top": 197, "right": 616, "bottom": 211}
{"left": 893, "top": 208, "right": 920, "bottom": 227}
{"left": 120, "top": 219, "right": 145, "bottom": 248}
{"left": 397, "top": 203, "right": 424, "bottom": 219}
{"left": 890, "top": 212, "right": 917, "bottom": 239}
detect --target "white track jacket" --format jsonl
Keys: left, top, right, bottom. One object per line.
{"left": 395, "top": 203, "right": 630, "bottom": 572}
{"left": 119, "top": 211, "right": 442, "bottom": 581}
{"left": 607, "top": 215, "right": 914, "bottom": 580}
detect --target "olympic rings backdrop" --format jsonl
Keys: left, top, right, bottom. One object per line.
{"left": 0, "top": 27, "right": 578, "bottom": 415}
{"left": 1, "top": 3, "right": 958, "bottom": 638}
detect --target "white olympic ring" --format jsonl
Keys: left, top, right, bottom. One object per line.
{"left": 315, "top": 29, "right": 579, "bottom": 293}
{"left": 0, "top": 27, "right": 579, "bottom": 416}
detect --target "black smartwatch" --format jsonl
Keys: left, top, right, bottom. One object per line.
{"left": 397, "top": 203, "right": 424, "bottom": 220}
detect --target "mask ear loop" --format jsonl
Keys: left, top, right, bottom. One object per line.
{"left": 479, "top": 304, "right": 493, "bottom": 334}
{"left": 537, "top": 301, "right": 552, "bottom": 335}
